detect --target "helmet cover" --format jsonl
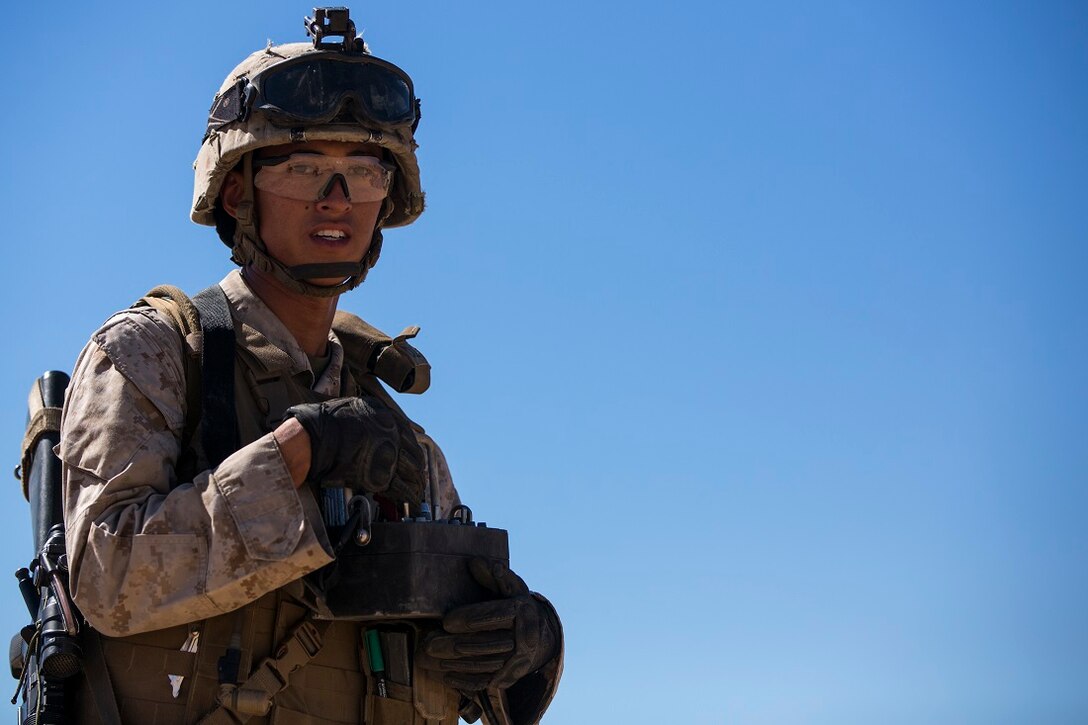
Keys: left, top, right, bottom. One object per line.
{"left": 192, "top": 41, "right": 425, "bottom": 233}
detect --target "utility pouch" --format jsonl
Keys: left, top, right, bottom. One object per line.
{"left": 333, "top": 311, "right": 431, "bottom": 395}
{"left": 360, "top": 623, "right": 459, "bottom": 724}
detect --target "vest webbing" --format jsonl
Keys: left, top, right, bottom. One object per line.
{"left": 139, "top": 285, "right": 334, "bottom": 724}
{"left": 119, "top": 283, "right": 439, "bottom": 724}
{"left": 197, "top": 618, "right": 332, "bottom": 725}
{"left": 138, "top": 283, "right": 431, "bottom": 475}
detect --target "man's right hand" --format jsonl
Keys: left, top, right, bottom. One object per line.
{"left": 284, "top": 396, "right": 426, "bottom": 505}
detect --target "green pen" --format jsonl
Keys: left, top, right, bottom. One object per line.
{"left": 365, "top": 629, "right": 388, "bottom": 698}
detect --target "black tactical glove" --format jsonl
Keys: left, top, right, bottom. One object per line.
{"left": 284, "top": 396, "right": 426, "bottom": 505}
{"left": 417, "top": 558, "right": 560, "bottom": 693}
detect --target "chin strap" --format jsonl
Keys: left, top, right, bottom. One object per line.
{"left": 230, "top": 153, "right": 391, "bottom": 298}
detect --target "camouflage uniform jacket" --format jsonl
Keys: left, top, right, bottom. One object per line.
{"left": 60, "top": 270, "right": 457, "bottom": 638}
{"left": 57, "top": 271, "right": 472, "bottom": 724}
{"left": 58, "top": 270, "right": 564, "bottom": 725}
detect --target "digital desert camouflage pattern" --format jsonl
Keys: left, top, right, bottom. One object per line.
{"left": 60, "top": 270, "right": 460, "bottom": 638}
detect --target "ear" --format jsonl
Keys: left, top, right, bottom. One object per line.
{"left": 220, "top": 170, "right": 245, "bottom": 219}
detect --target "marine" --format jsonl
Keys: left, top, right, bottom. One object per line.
{"left": 54, "top": 8, "right": 562, "bottom": 723}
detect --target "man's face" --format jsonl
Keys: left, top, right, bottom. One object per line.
{"left": 223, "top": 140, "right": 387, "bottom": 285}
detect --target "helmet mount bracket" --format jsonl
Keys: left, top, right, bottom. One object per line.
{"left": 305, "top": 7, "right": 365, "bottom": 53}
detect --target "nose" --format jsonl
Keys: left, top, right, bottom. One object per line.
{"left": 317, "top": 174, "right": 352, "bottom": 213}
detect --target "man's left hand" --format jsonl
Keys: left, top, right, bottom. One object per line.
{"left": 417, "top": 558, "right": 560, "bottom": 692}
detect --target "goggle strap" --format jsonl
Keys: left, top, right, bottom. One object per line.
{"left": 206, "top": 79, "right": 248, "bottom": 136}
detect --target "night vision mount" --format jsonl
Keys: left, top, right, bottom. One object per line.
{"left": 305, "top": 7, "right": 365, "bottom": 53}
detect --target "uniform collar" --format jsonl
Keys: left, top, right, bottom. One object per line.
{"left": 219, "top": 270, "right": 344, "bottom": 395}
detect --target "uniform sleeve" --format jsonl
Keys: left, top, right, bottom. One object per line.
{"left": 60, "top": 309, "right": 334, "bottom": 637}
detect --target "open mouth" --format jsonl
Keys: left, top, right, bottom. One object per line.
{"left": 311, "top": 227, "right": 351, "bottom": 244}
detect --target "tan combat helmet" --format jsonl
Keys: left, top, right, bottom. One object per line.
{"left": 191, "top": 8, "right": 425, "bottom": 296}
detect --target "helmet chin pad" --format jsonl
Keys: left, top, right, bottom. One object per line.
{"left": 287, "top": 261, "right": 368, "bottom": 280}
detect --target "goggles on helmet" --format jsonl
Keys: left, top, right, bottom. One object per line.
{"left": 253, "top": 153, "right": 395, "bottom": 202}
{"left": 207, "top": 53, "right": 419, "bottom": 136}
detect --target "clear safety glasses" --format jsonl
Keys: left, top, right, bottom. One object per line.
{"left": 207, "top": 53, "right": 419, "bottom": 135}
{"left": 253, "top": 154, "right": 395, "bottom": 202}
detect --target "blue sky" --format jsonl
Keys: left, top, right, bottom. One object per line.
{"left": 2, "top": 2, "right": 1086, "bottom": 722}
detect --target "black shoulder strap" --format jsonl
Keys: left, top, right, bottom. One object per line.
{"left": 82, "top": 629, "right": 124, "bottom": 725}
{"left": 192, "top": 284, "right": 240, "bottom": 468}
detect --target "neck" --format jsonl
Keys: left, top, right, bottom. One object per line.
{"left": 241, "top": 265, "right": 338, "bottom": 356}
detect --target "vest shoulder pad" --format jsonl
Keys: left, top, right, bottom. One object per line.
{"left": 131, "top": 284, "right": 203, "bottom": 414}
{"left": 133, "top": 285, "right": 203, "bottom": 355}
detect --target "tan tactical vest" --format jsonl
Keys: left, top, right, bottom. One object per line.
{"left": 76, "top": 289, "right": 458, "bottom": 724}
